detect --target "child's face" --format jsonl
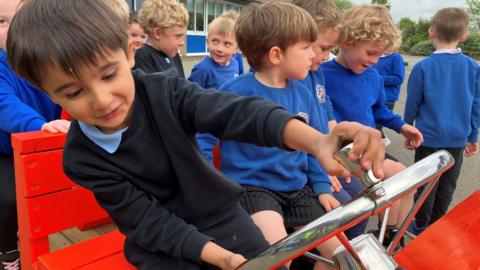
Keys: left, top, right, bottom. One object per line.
{"left": 128, "top": 22, "right": 148, "bottom": 51}
{"left": 338, "top": 41, "right": 384, "bottom": 74}
{"left": 310, "top": 28, "right": 340, "bottom": 71}
{"left": 206, "top": 32, "right": 236, "bottom": 66}
{"left": 150, "top": 25, "right": 187, "bottom": 58}
{"left": 40, "top": 49, "right": 135, "bottom": 134}
{"left": 0, "top": 0, "right": 20, "bottom": 49}
{"left": 279, "top": 41, "right": 315, "bottom": 80}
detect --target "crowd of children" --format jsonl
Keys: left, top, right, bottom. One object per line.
{"left": 1, "top": 0, "right": 479, "bottom": 269}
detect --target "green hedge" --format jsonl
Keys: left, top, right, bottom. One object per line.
{"left": 409, "top": 40, "right": 435, "bottom": 56}
{"left": 460, "top": 33, "right": 480, "bottom": 59}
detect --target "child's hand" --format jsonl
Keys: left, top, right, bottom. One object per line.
{"left": 329, "top": 175, "right": 343, "bottom": 192}
{"left": 465, "top": 142, "right": 479, "bottom": 157}
{"left": 201, "top": 242, "right": 246, "bottom": 270}
{"left": 318, "top": 193, "right": 340, "bottom": 212}
{"left": 400, "top": 124, "right": 423, "bottom": 149}
{"left": 320, "top": 121, "right": 385, "bottom": 180}
{"left": 223, "top": 253, "right": 247, "bottom": 270}
{"left": 41, "top": 120, "right": 70, "bottom": 133}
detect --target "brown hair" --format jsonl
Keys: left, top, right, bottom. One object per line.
{"left": 342, "top": 4, "right": 401, "bottom": 52}
{"left": 103, "top": 0, "right": 130, "bottom": 28}
{"left": 431, "top": 8, "right": 469, "bottom": 43}
{"left": 7, "top": 0, "right": 129, "bottom": 87}
{"left": 292, "top": 0, "right": 344, "bottom": 33}
{"left": 235, "top": 1, "right": 317, "bottom": 71}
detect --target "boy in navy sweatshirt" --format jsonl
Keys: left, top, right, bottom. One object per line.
{"left": 405, "top": 7, "right": 480, "bottom": 235}
{"left": 321, "top": 4, "right": 424, "bottom": 248}
{"left": 134, "top": 0, "right": 187, "bottom": 78}
{"left": 7, "top": 0, "right": 386, "bottom": 269}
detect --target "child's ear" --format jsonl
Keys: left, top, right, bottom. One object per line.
{"left": 152, "top": 27, "right": 162, "bottom": 40}
{"left": 341, "top": 40, "right": 352, "bottom": 49}
{"left": 428, "top": 27, "right": 435, "bottom": 40}
{"left": 127, "top": 40, "right": 135, "bottom": 68}
{"left": 268, "top": 46, "right": 282, "bottom": 65}
{"left": 460, "top": 31, "right": 469, "bottom": 42}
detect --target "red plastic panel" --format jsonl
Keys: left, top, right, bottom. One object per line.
{"left": 26, "top": 187, "right": 109, "bottom": 239}
{"left": 18, "top": 149, "right": 76, "bottom": 198}
{"left": 11, "top": 131, "right": 66, "bottom": 154}
{"left": 395, "top": 190, "right": 480, "bottom": 270}
{"left": 37, "top": 231, "right": 133, "bottom": 270}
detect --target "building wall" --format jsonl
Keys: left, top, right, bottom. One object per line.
{"left": 126, "top": 0, "right": 248, "bottom": 56}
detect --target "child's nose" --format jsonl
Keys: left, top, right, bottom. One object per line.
{"left": 91, "top": 88, "right": 112, "bottom": 110}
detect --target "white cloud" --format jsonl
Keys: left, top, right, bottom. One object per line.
{"left": 351, "top": 0, "right": 467, "bottom": 22}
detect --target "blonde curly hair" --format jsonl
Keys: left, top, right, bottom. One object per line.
{"left": 342, "top": 4, "right": 401, "bottom": 51}
{"left": 139, "top": 0, "right": 189, "bottom": 34}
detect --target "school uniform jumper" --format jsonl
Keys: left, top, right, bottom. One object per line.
{"left": 373, "top": 52, "right": 405, "bottom": 108}
{"left": 188, "top": 56, "right": 240, "bottom": 162}
{"left": 63, "top": 70, "right": 295, "bottom": 270}
{"left": 321, "top": 59, "right": 405, "bottom": 132}
{"left": 405, "top": 51, "right": 480, "bottom": 229}
{"left": 134, "top": 44, "right": 185, "bottom": 78}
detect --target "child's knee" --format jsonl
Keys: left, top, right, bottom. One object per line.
{"left": 383, "top": 159, "right": 405, "bottom": 178}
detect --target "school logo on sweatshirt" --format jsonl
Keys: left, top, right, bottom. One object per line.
{"left": 297, "top": 112, "right": 309, "bottom": 124}
{"left": 316, "top": 84, "right": 326, "bottom": 104}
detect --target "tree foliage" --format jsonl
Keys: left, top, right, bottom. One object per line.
{"left": 371, "top": 0, "right": 390, "bottom": 9}
{"left": 333, "top": 0, "right": 352, "bottom": 11}
{"left": 466, "top": 0, "right": 480, "bottom": 32}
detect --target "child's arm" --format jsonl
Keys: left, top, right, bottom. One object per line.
{"left": 160, "top": 76, "right": 385, "bottom": 177}
{"left": 404, "top": 64, "right": 423, "bottom": 125}
{"left": 188, "top": 63, "right": 209, "bottom": 89}
{"left": 467, "top": 69, "right": 480, "bottom": 151}
{"left": 0, "top": 77, "right": 68, "bottom": 134}
{"left": 282, "top": 119, "right": 385, "bottom": 179}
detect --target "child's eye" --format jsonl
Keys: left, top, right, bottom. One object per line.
{"left": 0, "top": 19, "right": 8, "bottom": 25}
{"left": 66, "top": 89, "right": 83, "bottom": 99}
{"left": 102, "top": 71, "right": 117, "bottom": 81}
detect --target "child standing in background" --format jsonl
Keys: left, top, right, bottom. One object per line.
{"left": 128, "top": 11, "right": 148, "bottom": 52}
{"left": 188, "top": 12, "right": 239, "bottom": 89}
{"left": 373, "top": 51, "right": 405, "bottom": 111}
{"left": 135, "top": 0, "right": 187, "bottom": 77}
{"left": 405, "top": 7, "right": 480, "bottom": 235}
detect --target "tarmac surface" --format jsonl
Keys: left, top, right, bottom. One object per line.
{"left": 385, "top": 55, "right": 480, "bottom": 207}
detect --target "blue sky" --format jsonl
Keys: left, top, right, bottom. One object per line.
{"left": 351, "top": 0, "right": 467, "bottom": 22}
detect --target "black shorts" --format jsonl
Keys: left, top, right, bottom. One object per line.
{"left": 239, "top": 185, "right": 326, "bottom": 229}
